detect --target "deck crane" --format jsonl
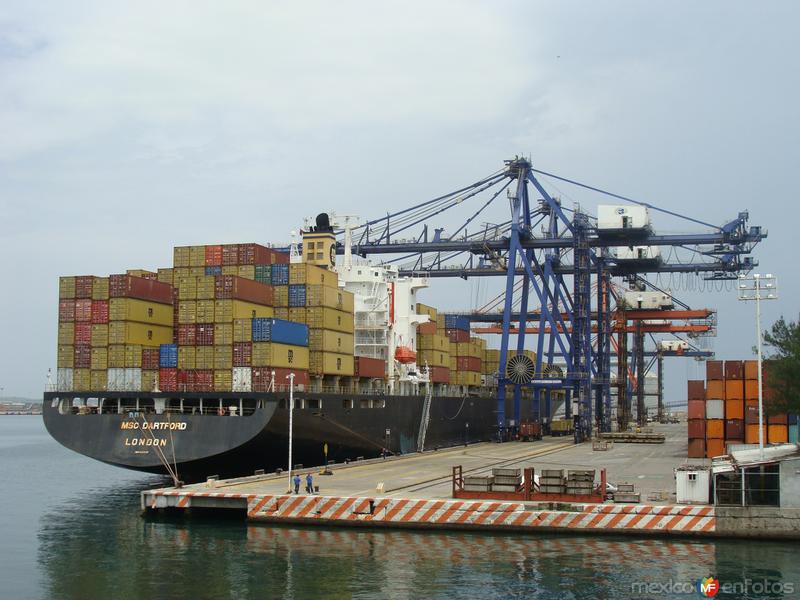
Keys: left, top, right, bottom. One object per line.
{"left": 335, "top": 157, "right": 766, "bottom": 443}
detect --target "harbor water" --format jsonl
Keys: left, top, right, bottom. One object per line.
{"left": 2, "top": 416, "right": 798, "bottom": 600}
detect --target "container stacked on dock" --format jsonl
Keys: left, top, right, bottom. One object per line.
{"left": 687, "top": 359, "right": 793, "bottom": 458}
{"left": 416, "top": 304, "right": 450, "bottom": 385}
{"left": 250, "top": 317, "right": 310, "bottom": 390}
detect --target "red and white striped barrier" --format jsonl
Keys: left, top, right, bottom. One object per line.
{"left": 144, "top": 489, "right": 715, "bottom": 536}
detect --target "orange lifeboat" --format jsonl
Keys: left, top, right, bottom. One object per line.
{"left": 394, "top": 346, "right": 417, "bottom": 364}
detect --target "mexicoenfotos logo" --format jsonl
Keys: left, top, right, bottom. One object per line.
{"left": 697, "top": 577, "right": 720, "bottom": 597}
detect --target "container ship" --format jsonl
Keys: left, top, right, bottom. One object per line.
{"left": 43, "top": 214, "right": 542, "bottom": 481}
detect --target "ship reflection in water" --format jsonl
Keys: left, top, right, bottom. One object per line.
{"left": 37, "top": 483, "right": 800, "bottom": 599}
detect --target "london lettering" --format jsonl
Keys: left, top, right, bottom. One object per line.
{"left": 124, "top": 437, "right": 168, "bottom": 447}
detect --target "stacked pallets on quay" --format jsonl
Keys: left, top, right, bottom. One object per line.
{"left": 687, "top": 359, "right": 796, "bottom": 459}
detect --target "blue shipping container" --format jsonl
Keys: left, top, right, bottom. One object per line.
{"left": 444, "top": 314, "right": 470, "bottom": 331}
{"left": 789, "top": 413, "right": 798, "bottom": 426}
{"left": 288, "top": 284, "right": 307, "bottom": 307}
{"left": 159, "top": 344, "right": 178, "bottom": 368}
{"left": 205, "top": 266, "right": 222, "bottom": 276}
{"left": 252, "top": 318, "right": 309, "bottom": 346}
{"left": 272, "top": 264, "right": 289, "bottom": 285}
{"left": 789, "top": 424, "right": 799, "bottom": 444}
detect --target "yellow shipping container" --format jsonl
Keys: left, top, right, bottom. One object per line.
{"left": 214, "top": 370, "right": 233, "bottom": 392}
{"left": 237, "top": 265, "right": 256, "bottom": 280}
{"left": 214, "top": 300, "right": 273, "bottom": 323}
{"left": 306, "top": 285, "right": 355, "bottom": 313}
{"left": 289, "top": 264, "right": 338, "bottom": 288}
{"left": 417, "top": 349, "right": 449, "bottom": 368}
{"left": 91, "top": 347, "right": 108, "bottom": 370}
{"left": 195, "top": 346, "right": 214, "bottom": 369}
{"left": 274, "top": 286, "right": 288, "bottom": 307}
{"left": 178, "top": 277, "right": 198, "bottom": 300}
{"left": 178, "top": 346, "right": 196, "bottom": 369}
{"left": 214, "top": 323, "right": 233, "bottom": 346}
{"left": 59, "top": 276, "right": 76, "bottom": 299}
{"left": 485, "top": 349, "right": 500, "bottom": 362}
{"left": 222, "top": 265, "right": 238, "bottom": 276}
{"left": 471, "top": 337, "right": 487, "bottom": 352}
{"left": 178, "top": 301, "right": 197, "bottom": 324}
{"left": 90, "top": 370, "right": 107, "bottom": 391}
{"left": 73, "top": 369, "right": 91, "bottom": 392}
{"left": 108, "top": 322, "right": 172, "bottom": 346}
{"left": 252, "top": 343, "right": 310, "bottom": 369}
{"left": 58, "top": 323, "right": 75, "bottom": 345}
{"left": 305, "top": 307, "right": 354, "bottom": 334}
{"left": 157, "top": 268, "right": 174, "bottom": 285}
{"left": 173, "top": 246, "right": 191, "bottom": 268}
{"left": 452, "top": 371, "right": 481, "bottom": 386}
{"left": 274, "top": 308, "right": 289, "bottom": 320}
{"left": 309, "top": 329, "right": 354, "bottom": 354}
{"left": 58, "top": 345, "right": 74, "bottom": 368}
{"left": 196, "top": 299, "right": 215, "bottom": 322}
{"left": 196, "top": 276, "right": 215, "bottom": 300}
{"left": 189, "top": 245, "right": 206, "bottom": 267}
{"left": 214, "top": 345, "right": 233, "bottom": 369}
{"left": 190, "top": 266, "right": 206, "bottom": 277}
{"left": 127, "top": 269, "right": 157, "bottom": 279}
{"left": 141, "top": 370, "right": 158, "bottom": 392}
{"left": 233, "top": 318, "right": 252, "bottom": 342}
{"left": 417, "top": 333, "right": 448, "bottom": 352}
{"left": 309, "top": 351, "right": 354, "bottom": 376}
{"left": 416, "top": 303, "right": 438, "bottom": 322}
{"left": 174, "top": 267, "right": 191, "bottom": 280}
{"left": 92, "top": 277, "right": 109, "bottom": 300}
{"left": 288, "top": 308, "right": 307, "bottom": 323}
{"left": 109, "top": 298, "right": 173, "bottom": 325}
{"left": 91, "top": 324, "right": 108, "bottom": 347}
{"left": 107, "top": 344, "right": 144, "bottom": 368}
{"left": 449, "top": 356, "right": 457, "bottom": 371}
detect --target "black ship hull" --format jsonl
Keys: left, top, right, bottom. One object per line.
{"left": 43, "top": 391, "right": 506, "bottom": 482}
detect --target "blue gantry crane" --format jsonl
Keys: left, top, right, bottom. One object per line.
{"left": 338, "top": 157, "right": 765, "bottom": 442}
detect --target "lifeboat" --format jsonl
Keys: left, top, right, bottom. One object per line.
{"left": 394, "top": 346, "right": 417, "bottom": 364}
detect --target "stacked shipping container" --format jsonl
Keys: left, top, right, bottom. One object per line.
{"left": 416, "top": 304, "right": 449, "bottom": 384}
{"left": 687, "top": 359, "right": 794, "bottom": 459}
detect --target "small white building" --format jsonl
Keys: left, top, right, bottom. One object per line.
{"left": 675, "top": 465, "right": 711, "bottom": 504}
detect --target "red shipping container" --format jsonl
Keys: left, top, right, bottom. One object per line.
{"left": 272, "top": 250, "right": 290, "bottom": 264}
{"left": 354, "top": 356, "right": 385, "bottom": 378}
{"left": 445, "top": 328, "right": 470, "bottom": 343}
{"left": 687, "top": 419, "right": 706, "bottom": 439}
{"left": 75, "top": 275, "right": 95, "bottom": 299}
{"left": 456, "top": 356, "right": 482, "bottom": 372}
{"left": 687, "top": 438, "right": 705, "bottom": 459}
{"left": 159, "top": 368, "right": 178, "bottom": 392}
{"left": 109, "top": 275, "right": 173, "bottom": 304}
{"left": 91, "top": 300, "right": 109, "bottom": 324}
{"left": 222, "top": 244, "right": 239, "bottom": 266}
{"left": 745, "top": 401, "right": 759, "bottom": 424}
{"left": 743, "top": 360, "right": 759, "bottom": 380}
{"left": 768, "top": 412, "right": 788, "bottom": 425}
{"left": 74, "top": 344, "right": 91, "bottom": 368}
{"left": 233, "top": 342, "right": 252, "bottom": 367}
{"left": 238, "top": 243, "right": 270, "bottom": 265}
{"left": 429, "top": 366, "right": 450, "bottom": 384}
{"left": 725, "top": 419, "right": 744, "bottom": 440}
{"left": 687, "top": 380, "right": 705, "bottom": 401}
{"left": 74, "top": 299, "right": 93, "bottom": 322}
{"left": 177, "top": 324, "right": 197, "bottom": 346}
{"left": 725, "top": 360, "right": 744, "bottom": 380}
{"left": 74, "top": 323, "right": 92, "bottom": 344}
{"left": 178, "top": 369, "right": 193, "bottom": 389}
{"left": 417, "top": 322, "right": 437, "bottom": 335}
{"left": 142, "top": 348, "right": 160, "bottom": 370}
{"left": 706, "top": 360, "right": 724, "bottom": 380}
{"left": 687, "top": 399, "right": 705, "bottom": 420}
{"left": 195, "top": 324, "right": 214, "bottom": 346}
{"left": 59, "top": 300, "right": 75, "bottom": 322}
{"left": 214, "top": 276, "right": 273, "bottom": 305}
{"left": 172, "top": 288, "right": 180, "bottom": 343}
{"left": 205, "top": 245, "right": 223, "bottom": 266}
{"left": 194, "top": 370, "right": 214, "bottom": 392}
{"left": 252, "top": 367, "right": 310, "bottom": 391}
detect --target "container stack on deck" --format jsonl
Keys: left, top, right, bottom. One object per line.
{"left": 687, "top": 359, "right": 794, "bottom": 458}
{"left": 416, "top": 304, "right": 450, "bottom": 385}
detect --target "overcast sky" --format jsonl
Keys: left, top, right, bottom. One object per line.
{"left": 1, "top": 1, "right": 797, "bottom": 400}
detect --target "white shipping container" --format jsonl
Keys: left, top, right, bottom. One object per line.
{"left": 658, "top": 340, "right": 690, "bottom": 351}
{"left": 706, "top": 399, "right": 725, "bottom": 420}
{"left": 57, "top": 368, "right": 73, "bottom": 392}
{"left": 611, "top": 245, "right": 661, "bottom": 261}
{"left": 597, "top": 205, "right": 650, "bottom": 231}
{"left": 107, "top": 368, "right": 126, "bottom": 392}
{"left": 124, "top": 368, "right": 142, "bottom": 391}
{"left": 232, "top": 367, "right": 252, "bottom": 392}
{"left": 675, "top": 468, "right": 710, "bottom": 504}
{"left": 622, "top": 290, "right": 673, "bottom": 310}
